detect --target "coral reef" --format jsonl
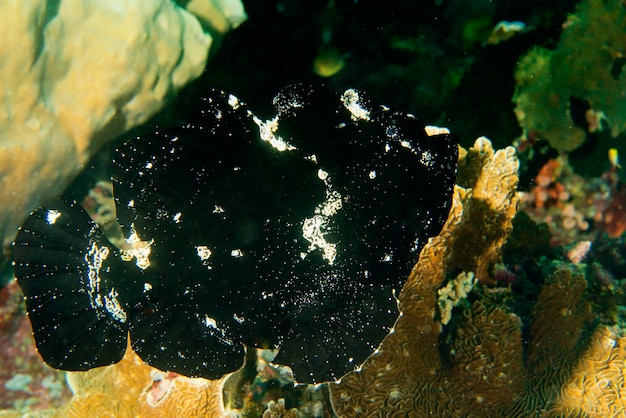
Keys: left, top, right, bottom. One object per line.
{"left": 598, "top": 184, "right": 626, "bottom": 238}
{"left": 56, "top": 347, "right": 228, "bottom": 418}
{"left": 329, "top": 137, "right": 522, "bottom": 416}
{"left": 0, "top": 281, "right": 72, "bottom": 414}
{"left": 329, "top": 137, "right": 626, "bottom": 416}
{"left": 520, "top": 154, "right": 617, "bottom": 246}
{"left": 3, "top": 133, "right": 626, "bottom": 416}
{"left": 0, "top": 342, "right": 228, "bottom": 417}
{"left": 0, "top": 0, "right": 245, "bottom": 259}
{"left": 513, "top": 0, "right": 626, "bottom": 152}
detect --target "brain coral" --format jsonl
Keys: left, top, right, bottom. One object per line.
{"left": 329, "top": 137, "right": 626, "bottom": 416}
{"left": 329, "top": 137, "right": 523, "bottom": 416}
{"left": 59, "top": 346, "right": 228, "bottom": 418}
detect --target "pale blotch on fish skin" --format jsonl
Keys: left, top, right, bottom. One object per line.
{"left": 120, "top": 227, "right": 153, "bottom": 270}
{"left": 340, "top": 89, "right": 371, "bottom": 121}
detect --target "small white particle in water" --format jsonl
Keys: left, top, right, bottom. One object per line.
{"left": 317, "top": 169, "right": 328, "bottom": 181}
{"left": 173, "top": 212, "right": 182, "bottom": 223}
{"left": 213, "top": 205, "right": 225, "bottom": 214}
{"left": 145, "top": 162, "right": 153, "bottom": 169}
{"left": 233, "top": 314, "right": 245, "bottom": 324}
{"left": 384, "top": 143, "right": 391, "bottom": 152}
{"left": 144, "top": 283, "right": 152, "bottom": 292}
{"left": 368, "top": 170, "right": 376, "bottom": 179}
{"left": 381, "top": 253, "right": 393, "bottom": 262}
{"left": 127, "top": 200, "right": 134, "bottom": 208}
{"left": 46, "top": 209, "right": 61, "bottom": 225}
{"left": 231, "top": 249, "right": 243, "bottom": 258}
{"left": 420, "top": 151, "right": 434, "bottom": 167}
{"left": 261, "top": 290, "right": 274, "bottom": 300}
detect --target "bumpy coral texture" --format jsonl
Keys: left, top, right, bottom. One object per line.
{"left": 329, "top": 138, "right": 626, "bottom": 416}
{"left": 513, "top": 0, "right": 626, "bottom": 152}
{"left": 329, "top": 137, "right": 522, "bottom": 416}
{"left": 55, "top": 346, "right": 227, "bottom": 418}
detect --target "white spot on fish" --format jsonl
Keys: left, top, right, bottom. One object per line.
{"left": 228, "top": 94, "right": 241, "bottom": 109}
{"left": 253, "top": 115, "right": 296, "bottom": 152}
{"left": 46, "top": 209, "right": 61, "bottom": 225}
{"left": 340, "top": 89, "right": 371, "bottom": 121}
{"left": 196, "top": 246, "right": 212, "bottom": 260}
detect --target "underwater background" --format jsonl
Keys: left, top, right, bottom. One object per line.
{"left": 2, "top": 0, "right": 626, "bottom": 416}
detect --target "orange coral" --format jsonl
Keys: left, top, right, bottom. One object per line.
{"left": 329, "top": 138, "right": 626, "bottom": 417}
{"left": 531, "top": 158, "right": 568, "bottom": 209}
{"left": 598, "top": 185, "right": 626, "bottom": 237}
{"left": 544, "top": 325, "right": 626, "bottom": 416}
{"left": 54, "top": 344, "right": 228, "bottom": 418}
{"left": 330, "top": 137, "right": 522, "bottom": 416}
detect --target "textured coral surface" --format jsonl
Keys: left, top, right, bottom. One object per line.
{"left": 56, "top": 347, "right": 228, "bottom": 418}
{"left": 329, "top": 137, "right": 523, "bottom": 416}
{"left": 329, "top": 138, "right": 626, "bottom": 417}
{"left": 0, "top": 0, "right": 246, "bottom": 258}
